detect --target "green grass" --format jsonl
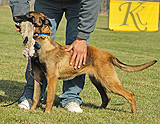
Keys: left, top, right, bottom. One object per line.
{"left": 0, "top": 6, "right": 160, "bottom": 124}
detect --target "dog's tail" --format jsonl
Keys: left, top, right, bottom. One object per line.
{"left": 110, "top": 57, "right": 157, "bottom": 72}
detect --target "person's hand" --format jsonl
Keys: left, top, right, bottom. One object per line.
{"left": 65, "top": 38, "right": 87, "bottom": 69}
{"left": 15, "top": 23, "right": 38, "bottom": 37}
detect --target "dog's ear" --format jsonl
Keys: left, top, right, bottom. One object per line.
{"left": 26, "top": 12, "right": 35, "bottom": 23}
{"left": 26, "top": 12, "right": 33, "bottom": 19}
{"left": 40, "top": 16, "right": 52, "bottom": 27}
{"left": 25, "top": 12, "right": 52, "bottom": 27}
{"left": 25, "top": 12, "right": 43, "bottom": 27}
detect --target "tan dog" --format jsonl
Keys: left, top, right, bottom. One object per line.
{"left": 19, "top": 12, "right": 156, "bottom": 113}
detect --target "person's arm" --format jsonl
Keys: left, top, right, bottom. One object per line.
{"left": 9, "top": 0, "right": 30, "bottom": 21}
{"left": 77, "top": 0, "right": 101, "bottom": 40}
{"left": 66, "top": 0, "right": 101, "bottom": 69}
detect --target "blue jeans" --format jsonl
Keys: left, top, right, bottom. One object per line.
{"left": 20, "top": 0, "right": 90, "bottom": 107}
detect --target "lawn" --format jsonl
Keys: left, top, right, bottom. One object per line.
{"left": 0, "top": 6, "right": 160, "bottom": 124}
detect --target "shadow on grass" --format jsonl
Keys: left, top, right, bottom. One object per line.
{"left": 0, "top": 80, "right": 25, "bottom": 104}
{"left": 96, "top": 27, "right": 109, "bottom": 30}
{"left": 0, "top": 80, "right": 130, "bottom": 113}
{"left": 82, "top": 102, "right": 129, "bottom": 113}
{"left": 106, "top": 108, "right": 129, "bottom": 113}
{"left": 82, "top": 102, "right": 100, "bottom": 109}
{"left": 40, "top": 94, "right": 129, "bottom": 113}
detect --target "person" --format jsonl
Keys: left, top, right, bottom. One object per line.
{"left": 9, "top": 0, "right": 100, "bottom": 113}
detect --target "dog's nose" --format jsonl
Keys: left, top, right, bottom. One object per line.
{"left": 13, "top": 15, "right": 27, "bottom": 23}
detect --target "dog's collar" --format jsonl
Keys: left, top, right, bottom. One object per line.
{"left": 37, "top": 33, "right": 51, "bottom": 36}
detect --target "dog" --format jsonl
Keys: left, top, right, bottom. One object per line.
{"left": 16, "top": 12, "right": 156, "bottom": 113}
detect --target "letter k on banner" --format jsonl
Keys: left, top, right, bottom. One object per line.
{"left": 109, "top": 0, "right": 159, "bottom": 32}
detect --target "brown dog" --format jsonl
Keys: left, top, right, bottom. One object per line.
{"left": 18, "top": 12, "right": 156, "bottom": 113}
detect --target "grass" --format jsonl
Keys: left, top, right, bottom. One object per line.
{"left": 0, "top": 6, "right": 160, "bottom": 124}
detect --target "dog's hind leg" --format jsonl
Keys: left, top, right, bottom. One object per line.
{"left": 45, "top": 76, "right": 58, "bottom": 113}
{"left": 93, "top": 63, "right": 136, "bottom": 113}
{"left": 110, "top": 83, "right": 136, "bottom": 114}
{"left": 89, "top": 75, "right": 111, "bottom": 108}
{"left": 97, "top": 70, "right": 136, "bottom": 114}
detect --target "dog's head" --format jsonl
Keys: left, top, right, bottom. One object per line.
{"left": 14, "top": 11, "right": 52, "bottom": 34}
{"left": 26, "top": 12, "right": 52, "bottom": 27}
{"left": 14, "top": 11, "right": 52, "bottom": 27}
{"left": 17, "top": 12, "right": 53, "bottom": 57}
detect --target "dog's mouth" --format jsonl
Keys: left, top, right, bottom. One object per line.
{"left": 14, "top": 11, "right": 52, "bottom": 32}
{"left": 13, "top": 15, "right": 28, "bottom": 23}
{"left": 14, "top": 16, "right": 42, "bottom": 28}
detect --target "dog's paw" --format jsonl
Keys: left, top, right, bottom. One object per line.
{"left": 44, "top": 110, "right": 51, "bottom": 113}
{"left": 44, "top": 108, "right": 52, "bottom": 113}
{"left": 30, "top": 105, "right": 37, "bottom": 111}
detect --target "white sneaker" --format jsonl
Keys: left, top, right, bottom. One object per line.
{"left": 18, "top": 99, "right": 32, "bottom": 110}
{"left": 64, "top": 102, "right": 83, "bottom": 113}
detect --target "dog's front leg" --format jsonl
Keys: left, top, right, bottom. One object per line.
{"left": 30, "top": 79, "right": 41, "bottom": 110}
{"left": 45, "top": 76, "right": 58, "bottom": 113}
{"left": 30, "top": 66, "right": 45, "bottom": 111}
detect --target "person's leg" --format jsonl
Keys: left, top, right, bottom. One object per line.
{"left": 20, "top": 64, "right": 34, "bottom": 103}
{"left": 58, "top": 2, "right": 90, "bottom": 111}
{"left": 35, "top": 1, "right": 88, "bottom": 112}
{"left": 35, "top": 0, "right": 64, "bottom": 98}
{"left": 34, "top": 0, "right": 64, "bottom": 32}
{"left": 18, "top": 64, "right": 34, "bottom": 109}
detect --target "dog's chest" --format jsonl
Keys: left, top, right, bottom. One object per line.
{"left": 32, "top": 56, "right": 47, "bottom": 73}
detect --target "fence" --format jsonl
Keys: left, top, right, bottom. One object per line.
{"left": 0, "top": 0, "right": 160, "bottom": 15}
{"left": 0, "top": 0, "right": 34, "bottom": 8}
{"left": 0, "top": 0, "right": 9, "bottom": 6}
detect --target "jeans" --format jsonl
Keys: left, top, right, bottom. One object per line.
{"left": 20, "top": 0, "right": 90, "bottom": 107}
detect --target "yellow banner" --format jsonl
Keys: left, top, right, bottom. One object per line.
{"left": 109, "top": 0, "right": 159, "bottom": 32}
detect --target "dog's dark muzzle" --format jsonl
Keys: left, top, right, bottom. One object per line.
{"left": 14, "top": 12, "right": 41, "bottom": 27}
